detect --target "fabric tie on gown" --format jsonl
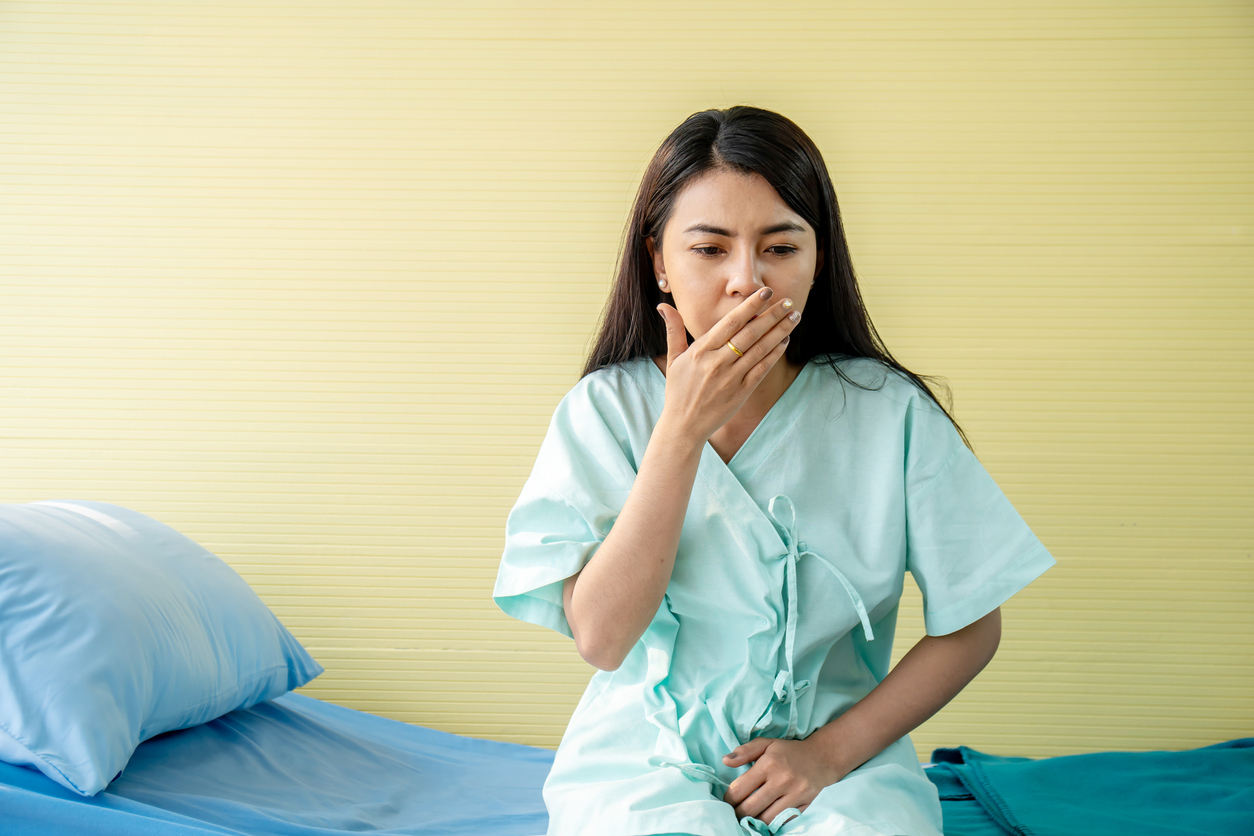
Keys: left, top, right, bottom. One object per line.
{"left": 655, "top": 494, "right": 880, "bottom": 836}
{"left": 752, "top": 495, "right": 876, "bottom": 742}
{"left": 731, "top": 496, "right": 878, "bottom": 835}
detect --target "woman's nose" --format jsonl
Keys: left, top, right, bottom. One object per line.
{"left": 727, "top": 250, "right": 764, "bottom": 294}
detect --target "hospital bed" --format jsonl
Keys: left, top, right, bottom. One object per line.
{"left": 1, "top": 501, "right": 1248, "bottom": 835}
{"left": 5, "top": 690, "right": 1249, "bottom": 836}
{"left": 1, "top": 691, "right": 552, "bottom": 836}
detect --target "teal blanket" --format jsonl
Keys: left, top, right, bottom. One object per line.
{"left": 924, "top": 737, "right": 1254, "bottom": 836}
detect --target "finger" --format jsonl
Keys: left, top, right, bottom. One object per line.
{"left": 735, "top": 781, "right": 784, "bottom": 822}
{"left": 758, "top": 802, "right": 801, "bottom": 829}
{"left": 726, "top": 296, "right": 798, "bottom": 360}
{"left": 723, "top": 736, "right": 772, "bottom": 767}
{"left": 656, "top": 303, "right": 688, "bottom": 368}
{"left": 702, "top": 286, "right": 774, "bottom": 353}
{"left": 740, "top": 332, "right": 790, "bottom": 388}
{"left": 722, "top": 765, "right": 768, "bottom": 808}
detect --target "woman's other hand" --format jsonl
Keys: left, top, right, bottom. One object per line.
{"left": 720, "top": 735, "right": 848, "bottom": 826}
{"left": 655, "top": 287, "right": 801, "bottom": 445}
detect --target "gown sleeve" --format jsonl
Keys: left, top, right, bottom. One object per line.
{"left": 902, "top": 389, "right": 1057, "bottom": 636}
{"left": 492, "top": 373, "right": 638, "bottom": 640}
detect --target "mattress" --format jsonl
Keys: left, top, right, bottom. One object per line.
{"left": 3, "top": 690, "right": 1248, "bottom": 836}
{"left": 0, "top": 691, "right": 553, "bottom": 836}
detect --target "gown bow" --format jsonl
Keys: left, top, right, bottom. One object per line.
{"left": 751, "top": 494, "right": 876, "bottom": 741}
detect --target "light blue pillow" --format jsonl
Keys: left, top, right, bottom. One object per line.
{"left": 0, "top": 500, "right": 324, "bottom": 796}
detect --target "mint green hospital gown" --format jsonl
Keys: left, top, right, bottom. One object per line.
{"left": 493, "top": 354, "right": 1056, "bottom": 836}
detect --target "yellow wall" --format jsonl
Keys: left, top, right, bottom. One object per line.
{"left": 2, "top": 1, "right": 1250, "bottom": 761}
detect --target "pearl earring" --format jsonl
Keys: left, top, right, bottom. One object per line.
{"left": 658, "top": 279, "right": 669, "bottom": 291}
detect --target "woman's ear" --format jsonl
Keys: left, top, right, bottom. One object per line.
{"left": 814, "top": 244, "right": 825, "bottom": 279}
{"left": 646, "top": 236, "right": 666, "bottom": 283}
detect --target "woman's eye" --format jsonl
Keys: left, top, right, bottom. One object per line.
{"left": 693, "top": 246, "right": 795, "bottom": 257}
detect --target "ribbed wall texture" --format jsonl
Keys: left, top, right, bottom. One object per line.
{"left": 2, "top": 1, "right": 1251, "bottom": 760}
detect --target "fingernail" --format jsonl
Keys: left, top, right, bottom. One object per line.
{"left": 789, "top": 310, "right": 801, "bottom": 323}
{"left": 759, "top": 288, "right": 773, "bottom": 300}
{"left": 782, "top": 298, "right": 793, "bottom": 311}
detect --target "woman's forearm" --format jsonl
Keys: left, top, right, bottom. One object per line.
{"left": 563, "top": 412, "right": 704, "bottom": 671}
{"left": 805, "top": 607, "right": 1002, "bottom": 774}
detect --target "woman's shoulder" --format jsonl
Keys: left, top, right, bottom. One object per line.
{"left": 539, "top": 358, "right": 658, "bottom": 465}
{"left": 548, "top": 356, "right": 658, "bottom": 433}
{"left": 568, "top": 355, "right": 656, "bottom": 403}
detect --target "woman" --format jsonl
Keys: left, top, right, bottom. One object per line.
{"left": 492, "top": 106, "right": 1055, "bottom": 836}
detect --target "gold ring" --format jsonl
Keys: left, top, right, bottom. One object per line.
{"left": 726, "top": 340, "right": 744, "bottom": 357}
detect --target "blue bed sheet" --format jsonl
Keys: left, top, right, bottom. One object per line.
{"left": 0, "top": 692, "right": 553, "bottom": 836}
{"left": 4, "top": 691, "right": 1248, "bottom": 836}
{"left": 926, "top": 737, "right": 1254, "bottom": 836}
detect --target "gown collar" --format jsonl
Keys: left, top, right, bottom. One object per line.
{"left": 643, "top": 354, "right": 815, "bottom": 478}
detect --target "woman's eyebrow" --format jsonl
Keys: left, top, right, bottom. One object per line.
{"left": 683, "top": 222, "right": 807, "bottom": 236}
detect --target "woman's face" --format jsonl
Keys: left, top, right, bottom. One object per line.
{"left": 647, "top": 167, "right": 823, "bottom": 343}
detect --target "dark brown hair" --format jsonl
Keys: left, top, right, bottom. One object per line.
{"left": 581, "top": 105, "right": 970, "bottom": 450}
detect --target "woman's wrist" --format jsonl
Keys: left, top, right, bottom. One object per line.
{"left": 803, "top": 714, "right": 863, "bottom": 778}
{"left": 653, "top": 409, "right": 708, "bottom": 456}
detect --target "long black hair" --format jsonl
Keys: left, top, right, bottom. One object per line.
{"left": 581, "top": 105, "right": 971, "bottom": 451}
